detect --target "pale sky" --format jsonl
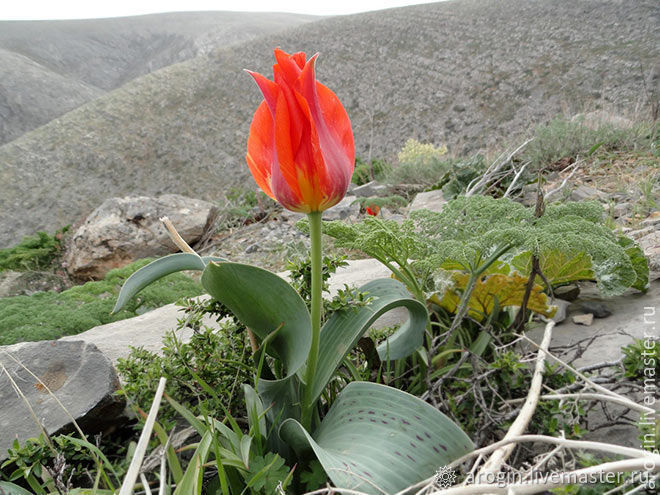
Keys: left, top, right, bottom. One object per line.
{"left": 0, "top": 0, "right": 441, "bottom": 20}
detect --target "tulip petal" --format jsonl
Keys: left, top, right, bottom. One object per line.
{"left": 298, "top": 56, "right": 355, "bottom": 209}
{"left": 246, "top": 70, "right": 279, "bottom": 116}
{"left": 272, "top": 92, "right": 306, "bottom": 211}
{"left": 274, "top": 48, "right": 303, "bottom": 85}
{"left": 246, "top": 101, "right": 276, "bottom": 200}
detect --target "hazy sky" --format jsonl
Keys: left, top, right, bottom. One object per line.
{"left": 0, "top": 0, "right": 440, "bottom": 20}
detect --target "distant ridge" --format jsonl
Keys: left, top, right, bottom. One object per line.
{"left": 0, "top": 11, "right": 317, "bottom": 144}
{"left": 0, "top": 0, "right": 658, "bottom": 247}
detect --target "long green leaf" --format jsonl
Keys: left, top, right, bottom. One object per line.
{"left": 310, "top": 278, "right": 427, "bottom": 404}
{"left": 281, "top": 382, "right": 473, "bottom": 495}
{"left": 173, "top": 430, "right": 213, "bottom": 495}
{"left": 0, "top": 481, "right": 34, "bottom": 495}
{"left": 201, "top": 261, "right": 311, "bottom": 376}
{"left": 112, "top": 253, "right": 224, "bottom": 313}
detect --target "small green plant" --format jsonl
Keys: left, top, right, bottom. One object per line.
{"left": 352, "top": 157, "right": 390, "bottom": 185}
{"left": 117, "top": 297, "right": 253, "bottom": 429}
{"left": 0, "top": 228, "right": 68, "bottom": 273}
{"left": 0, "top": 258, "right": 203, "bottom": 345}
{"left": 217, "top": 186, "right": 277, "bottom": 231}
{"left": 386, "top": 138, "right": 451, "bottom": 187}
{"left": 522, "top": 116, "right": 654, "bottom": 170}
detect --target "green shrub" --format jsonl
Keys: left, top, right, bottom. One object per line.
{"left": 117, "top": 297, "right": 253, "bottom": 429}
{"left": 352, "top": 157, "right": 390, "bottom": 185}
{"left": 523, "top": 117, "right": 654, "bottom": 169}
{"left": 386, "top": 138, "right": 451, "bottom": 187}
{"left": 0, "top": 259, "right": 203, "bottom": 345}
{"left": 0, "top": 229, "right": 68, "bottom": 272}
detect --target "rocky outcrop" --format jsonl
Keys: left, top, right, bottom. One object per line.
{"left": 0, "top": 270, "right": 67, "bottom": 297}
{"left": 64, "top": 194, "right": 217, "bottom": 280}
{"left": 0, "top": 340, "right": 125, "bottom": 460}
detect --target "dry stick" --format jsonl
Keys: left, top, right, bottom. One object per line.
{"left": 466, "top": 139, "right": 533, "bottom": 197}
{"left": 502, "top": 162, "right": 529, "bottom": 198}
{"left": 478, "top": 320, "right": 554, "bottom": 476}
{"left": 160, "top": 216, "right": 197, "bottom": 255}
{"left": 517, "top": 333, "right": 655, "bottom": 415}
{"left": 119, "top": 377, "right": 167, "bottom": 495}
{"left": 447, "top": 434, "right": 657, "bottom": 471}
{"left": 140, "top": 473, "right": 153, "bottom": 495}
{"left": 505, "top": 392, "right": 653, "bottom": 415}
{"left": 512, "top": 184, "right": 545, "bottom": 331}
{"left": 431, "top": 457, "right": 660, "bottom": 495}
{"left": 543, "top": 159, "right": 582, "bottom": 202}
{"left": 160, "top": 216, "right": 260, "bottom": 353}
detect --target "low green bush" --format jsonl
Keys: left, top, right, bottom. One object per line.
{"left": 0, "top": 259, "right": 203, "bottom": 345}
{"left": 523, "top": 116, "right": 654, "bottom": 169}
{"left": 0, "top": 229, "right": 67, "bottom": 272}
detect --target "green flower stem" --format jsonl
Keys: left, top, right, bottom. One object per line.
{"left": 301, "top": 210, "right": 323, "bottom": 431}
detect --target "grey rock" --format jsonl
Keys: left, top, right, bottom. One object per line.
{"left": 637, "top": 230, "right": 660, "bottom": 280}
{"left": 59, "top": 298, "right": 219, "bottom": 364}
{"left": 64, "top": 194, "right": 217, "bottom": 280}
{"left": 612, "top": 202, "right": 632, "bottom": 219}
{"left": 641, "top": 214, "right": 660, "bottom": 227}
{"left": 323, "top": 196, "right": 361, "bottom": 221}
{"left": 572, "top": 313, "right": 594, "bottom": 326}
{"left": 0, "top": 270, "right": 67, "bottom": 297}
{"left": 628, "top": 226, "right": 655, "bottom": 240}
{"left": 570, "top": 184, "right": 608, "bottom": 202}
{"left": 408, "top": 190, "right": 447, "bottom": 214}
{"left": 0, "top": 340, "right": 125, "bottom": 460}
{"left": 526, "top": 280, "right": 660, "bottom": 446}
{"left": 554, "top": 285, "right": 580, "bottom": 302}
{"left": 547, "top": 299, "right": 570, "bottom": 324}
{"left": 577, "top": 301, "right": 612, "bottom": 318}
{"left": 351, "top": 181, "right": 389, "bottom": 198}
{"left": 245, "top": 244, "right": 259, "bottom": 254}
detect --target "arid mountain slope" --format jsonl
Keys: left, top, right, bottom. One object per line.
{"left": 0, "top": 0, "right": 658, "bottom": 247}
{"left": 0, "top": 11, "right": 316, "bottom": 143}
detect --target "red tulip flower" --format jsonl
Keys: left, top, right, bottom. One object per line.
{"left": 246, "top": 49, "right": 355, "bottom": 213}
{"left": 366, "top": 205, "right": 380, "bottom": 216}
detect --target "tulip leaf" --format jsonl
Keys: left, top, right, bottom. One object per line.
{"left": 0, "top": 482, "right": 34, "bottom": 495}
{"left": 112, "top": 253, "right": 224, "bottom": 313}
{"left": 310, "top": 278, "right": 427, "bottom": 404}
{"left": 280, "top": 381, "right": 473, "bottom": 495}
{"left": 201, "top": 261, "right": 311, "bottom": 378}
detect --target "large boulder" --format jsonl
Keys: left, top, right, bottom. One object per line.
{"left": 65, "top": 194, "right": 217, "bottom": 280}
{"left": 0, "top": 340, "right": 125, "bottom": 460}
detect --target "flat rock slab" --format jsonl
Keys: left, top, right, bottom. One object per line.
{"left": 528, "top": 280, "right": 659, "bottom": 368}
{"left": 527, "top": 280, "right": 660, "bottom": 447}
{"left": 60, "top": 300, "right": 204, "bottom": 364}
{"left": 0, "top": 340, "right": 125, "bottom": 460}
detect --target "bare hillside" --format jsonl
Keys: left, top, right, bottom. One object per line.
{"left": 0, "top": 11, "right": 316, "bottom": 143}
{"left": 0, "top": 0, "right": 658, "bottom": 247}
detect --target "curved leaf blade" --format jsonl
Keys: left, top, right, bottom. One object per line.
{"left": 281, "top": 381, "right": 473, "bottom": 495}
{"left": 201, "top": 261, "right": 311, "bottom": 378}
{"left": 112, "top": 253, "right": 224, "bottom": 313}
{"left": 311, "top": 278, "right": 427, "bottom": 403}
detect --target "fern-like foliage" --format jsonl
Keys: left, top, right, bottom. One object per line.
{"left": 320, "top": 196, "right": 648, "bottom": 299}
